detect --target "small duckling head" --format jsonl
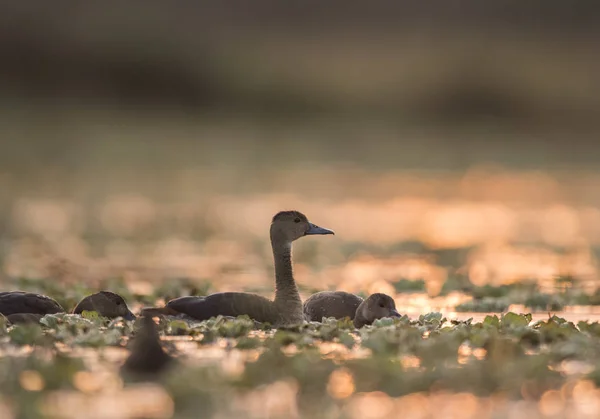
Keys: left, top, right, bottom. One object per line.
{"left": 73, "top": 291, "right": 136, "bottom": 320}
{"left": 270, "top": 210, "right": 334, "bottom": 244}
{"left": 357, "top": 293, "right": 401, "bottom": 324}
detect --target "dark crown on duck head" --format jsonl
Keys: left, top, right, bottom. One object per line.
{"left": 100, "top": 291, "right": 126, "bottom": 303}
{"left": 271, "top": 210, "right": 334, "bottom": 237}
{"left": 74, "top": 291, "right": 136, "bottom": 320}
{"left": 272, "top": 210, "right": 308, "bottom": 223}
{"left": 368, "top": 293, "right": 395, "bottom": 305}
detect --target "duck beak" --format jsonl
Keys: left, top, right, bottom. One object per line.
{"left": 389, "top": 309, "right": 401, "bottom": 318}
{"left": 123, "top": 311, "right": 136, "bottom": 321}
{"left": 306, "top": 223, "right": 335, "bottom": 235}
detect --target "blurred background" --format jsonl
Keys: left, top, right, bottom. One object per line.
{"left": 1, "top": 1, "right": 600, "bottom": 311}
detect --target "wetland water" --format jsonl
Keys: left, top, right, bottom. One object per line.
{"left": 3, "top": 308, "right": 600, "bottom": 419}
{"left": 1, "top": 6, "right": 599, "bottom": 415}
{"left": 3, "top": 166, "right": 600, "bottom": 419}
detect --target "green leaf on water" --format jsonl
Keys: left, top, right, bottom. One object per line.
{"left": 483, "top": 315, "right": 500, "bottom": 328}
{"left": 501, "top": 312, "right": 531, "bottom": 328}
{"left": 168, "top": 320, "right": 189, "bottom": 335}
{"left": 578, "top": 321, "right": 600, "bottom": 337}
{"left": 535, "top": 317, "right": 579, "bottom": 343}
{"left": 73, "top": 328, "right": 122, "bottom": 347}
{"left": 419, "top": 312, "right": 444, "bottom": 324}
{"left": 336, "top": 317, "right": 355, "bottom": 330}
{"left": 217, "top": 316, "right": 255, "bottom": 338}
{"left": 40, "top": 314, "right": 60, "bottom": 328}
{"left": 274, "top": 330, "right": 302, "bottom": 346}
{"left": 8, "top": 323, "right": 46, "bottom": 346}
{"left": 81, "top": 310, "right": 100, "bottom": 321}
{"left": 338, "top": 331, "right": 356, "bottom": 349}
{"left": 236, "top": 336, "right": 262, "bottom": 350}
{"left": 548, "top": 315, "right": 568, "bottom": 324}
{"left": 372, "top": 317, "right": 396, "bottom": 327}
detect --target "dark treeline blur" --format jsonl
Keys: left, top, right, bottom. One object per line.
{"left": 1, "top": 1, "right": 600, "bottom": 288}
{"left": 0, "top": 1, "right": 599, "bottom": 171}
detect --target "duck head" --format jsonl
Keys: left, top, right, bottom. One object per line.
{"left": 73, "top": 291, "right": 136, "bottom": 320}
{"left": 358, "top": 293, "right": 401, "bottom": 324}
{"left": 270, "top": 210, "right": 334, "bottom": 244}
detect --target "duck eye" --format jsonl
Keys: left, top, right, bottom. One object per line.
{"left": 294, "top": 217, "right": 301, "bottom": 223}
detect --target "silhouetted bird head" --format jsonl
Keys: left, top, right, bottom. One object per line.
{"left": 270, "top": 210, "right": 334, "bottom": 244}
{"left": 72, "top": 291, "right": 136, "bottom": 320}
{"left": 356, "top": 293, "right": 401, "bottom": 326}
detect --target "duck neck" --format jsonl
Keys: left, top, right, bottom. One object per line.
{"left": 353, "top": 304, "right": 369, "bottom": 328}
{"left": 271, "top": 238, "right": 302, "bottom": 309}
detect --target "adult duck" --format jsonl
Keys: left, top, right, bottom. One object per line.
{"left": 0, "top": 291, "right": 63, "bottom": 317}
{"left": 72, "top": 291, "right": 136, "bottom": 320}
{"left": 303, "top": 291, "right": 401, "bottom": 328}
{"left": 144, "top": 210, "right": 334, "bottom": 327}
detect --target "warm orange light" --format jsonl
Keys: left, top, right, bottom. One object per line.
{"left": 327, "top": 368, "right": 355, "bottom": 399}
{"left": 19, "top": 370, "right": 45, "bottom": 392}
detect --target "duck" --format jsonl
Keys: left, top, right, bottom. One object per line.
{"left": 142, "top": 210, "right": 334, "bottom": 327}
{"left": 72, "top": 291, "right": 136, "bottom": 320}
{"left": 0, "top": 291, "right": 64, "bottom": 316}
{"left": 303, "top": 291, "right": 401, "bottom": 328}
{"left": 121, "top": 314, "right": 173, "bottom": 380}
{"left": 0, "top": 290, "right": 136, "bottom": 324}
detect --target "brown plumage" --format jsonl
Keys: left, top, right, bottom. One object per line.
{"left": 72, "top": 291, "right": 135, "bottom": 320}
{"left": 142, "top": 210, "right": 334, "bottom": 327}
{"left": 0, "top": 291, "right": 64, "bottom": 316}
{"left": 303, "top": 292, "right": 401, "bottom": 328}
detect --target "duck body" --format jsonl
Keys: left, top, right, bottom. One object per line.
{"left": 145, "top": 210, "right": 334, "bottom": 327}
{"left": 73, "top": 291, "right": 136, "bottom": 320}
{"left": 303, "top": 291, "right": 401, "bottom": 328}
{"left": 303, "top": 291, "right": 363, "bottom": 322}
{"left": 0, "top": 291, "right": 64, "bottom": 316}
{"left": 163, "top": 292, "right": 303, "bottom": 325}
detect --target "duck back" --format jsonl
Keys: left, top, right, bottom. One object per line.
{"left": 166, "top": 293, "right": 280, "bottom": 324}
{"left": 0, "top": 292, "right": 64, "bottom": 316}
{"left": 303, "top": 291, "right": 363, "bottom": 322}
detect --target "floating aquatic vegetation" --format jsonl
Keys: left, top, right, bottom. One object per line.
{"left": 8, "top": 323, "right": 49, "bottom": 346}
{"left": 4, "top": 280, "right": 600, "bottom": 419}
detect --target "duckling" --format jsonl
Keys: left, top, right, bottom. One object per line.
{"left": 121, "top": 314, "right": 173, "bottom": 380}
{"left": 72, "top": 291, "right": 136, "bottom": 320}
{"left": 143, "top": 210, "right": 334, "bottom": 327}
{"left": 303, "top": 292, "right": 401, "bottom": 328}
{"left": 352, "top": 293, "right": 402, "bottom": 328}
{"left": 0, "top": 290, "right": 135, "bottom": 321}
